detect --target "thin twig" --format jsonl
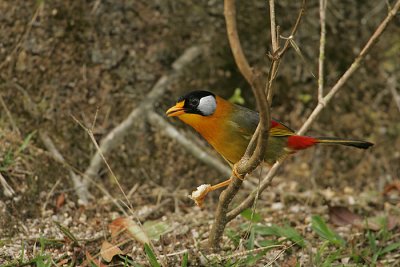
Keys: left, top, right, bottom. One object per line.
{"left": 226, "top": 0, "right": 400, "bottom": 220}
{"left": 207, "top": 244, "right": 285, "bottom": 262}
{"left": 72, "top": 115, "right": 135, "bottom": 215}
{"left": 0, "top": 94, "right": 21, "bottom": 136}
{"left": 227, "top": 162, "right": 281, "bottom": 221}
{"left": 35, "top": 133, "right": 130, "bottom": 215}
{"left": 0, "top": 2, "right": 44, "bottom": 70}
{"left": 7, "top": 81, "right": 92, "bottom": 204}
{"left": 299, "top": 0, "right": 400, "bottom": 135}
{"left": 269, "top": 0, "right": 278, "bottom": 53}
{"left": 266, "top": 0, "right": 279, "bottom": 102}
{"left": 318, "top": 0, "right": 327, "bottom": 103}
{"left": 41, "top": 178, "right": 61, "bottom": 215}
{"left": 278, "top": 0, "right": 307, "bottom": 57}
{"left": 267, "top": 0, "right": 307, "bottom": 102}
{"left": 265, "top": 244, "right": 292, "bottom": 266}
{"left": 388, "top": 75, "right": 400, "bottom": 113}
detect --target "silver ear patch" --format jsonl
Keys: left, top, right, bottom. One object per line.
{"left": 197, "top": 95, "right": 217, "bottom": 116}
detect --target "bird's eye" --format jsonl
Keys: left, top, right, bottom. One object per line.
{"left": 190, "top": 98, "right": 199, "bottom": 106}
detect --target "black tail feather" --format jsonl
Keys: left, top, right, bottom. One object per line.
{"left": 316, "top": 137, "right": 374, "bottom": 149}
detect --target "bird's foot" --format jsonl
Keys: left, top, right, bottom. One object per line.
{"left": 232, "top": 163, "right": 245, "bottom": 181}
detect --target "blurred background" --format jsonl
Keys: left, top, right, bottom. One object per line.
{"left": 0, "top": 0, "right": 399, "bottom": 264}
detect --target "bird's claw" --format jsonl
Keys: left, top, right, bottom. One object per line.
{"left": 232, "top": 163, "right": 245, "bottom": 180}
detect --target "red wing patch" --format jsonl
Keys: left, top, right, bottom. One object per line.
{"left": 270, "top": 120, "right": 295, "bottom": 137}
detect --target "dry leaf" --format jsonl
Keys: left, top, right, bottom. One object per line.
{"left": 387, "top": 216, "right": 399, "bottom": 231}
{"left": 56, "top": 258, "right": 69, "bottom": 266}
{"left": 101, "top": 240, "right": 124, "bottom": 262}
{"left": 281, "top": 256, "right": 297, "bottom": 267}
{"left": 383, "top": 181, "right": 400, "bottom": 195}
{"left": 56, "top": 193, "right": 65, "bottom": 210}
{"left": 143, "top": 220, "right": 172, "bottom": 241}
{"left": 365, "top": 215, "right": 399, "bottom": 231}
{"left": 329, "top": 206, "right": 362, "bottom": 226}
{"left": 109, "top": 217, "right": 150, "bottom": 244}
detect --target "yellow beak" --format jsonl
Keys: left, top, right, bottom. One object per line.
{"left": 166, "top": 101, "right": 185, "bottom": 117}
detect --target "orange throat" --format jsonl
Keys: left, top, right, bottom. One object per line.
{"left": 177, "top": 96, "right": 241, "bottom": 163}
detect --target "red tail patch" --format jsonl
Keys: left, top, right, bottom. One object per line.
{"left": 287, "top": 135, "right": 317, "bottom": 150}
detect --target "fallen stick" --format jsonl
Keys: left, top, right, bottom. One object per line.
{"left": 81, "top": 46, "right": 204, "bottom": 192}
{"left": 39, "top": 131, "right": 91, "bottom": 204}
{"left": 0, "top": 172, "right": 15, "bottom": 197}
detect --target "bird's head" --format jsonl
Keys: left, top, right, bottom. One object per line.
{"left": 166, "top": 90, "right": 217, "bottom": 117}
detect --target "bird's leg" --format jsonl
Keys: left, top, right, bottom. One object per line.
{"left": 190, "top": 178, "right": 233, "bottom": 207}
{"left": 208, "top": 178, "right": 234, "bottom": 191}
{"left": 232, "top": 163, "right": 245, "bottom": 181}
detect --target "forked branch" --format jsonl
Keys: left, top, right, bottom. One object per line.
{"left": 226, "top": 0, "right": 400, "bottom": 220}
{"left": 208, "top": 0, "right": 270, "bottom": 249}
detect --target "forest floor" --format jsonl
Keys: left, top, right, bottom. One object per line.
{"left": 1, "top": 1, "right": 400, "bottom": 266}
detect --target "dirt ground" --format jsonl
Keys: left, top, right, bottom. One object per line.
{"left": 1, "top": 0, "right": 400, "bottom": 266}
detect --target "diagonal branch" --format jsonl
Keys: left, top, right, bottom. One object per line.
{"left": 298, "top": 0, "right": 400, "bottom": 135}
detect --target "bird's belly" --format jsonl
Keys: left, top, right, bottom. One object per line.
{"left": 208, "top": 132, "right": 248, "bottom": 165}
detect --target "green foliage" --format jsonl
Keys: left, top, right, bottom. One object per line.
{"left": 144, "top": 243, "right": 161, "bottom": 267}
{"left": 310, "top": 214, "right": 400, "bottom": 265}
{"left": 226, "top": 228, "right": 241, "bottom": 247}
{"left": 313, "top": 241, "right": 344, "bottom": 266}
{"left": 1, "top": 236, "right": 54, "bottom": 267}
{"left": 0, "top": 131, "right": 35, "bottom": 172}
{"left": 181, "top": 251, "right": 188, "bottom": 267}
{"left": 298, "top": 93, "right": 312, "bottom": 104}
{"left": 54, "top": 221, "right": 79, "bottom": 244}
{"left": 33, "top": 255, "right": 52, "bottom": 267}
{"left": 253, "top": 224, "right": 305, "bottom": 247}
{"left": 118, "top": 255, "right": 138, "bottom": 267}
{"left": 228, "top": 88, "right": 245, "bottom": 105}
{"left": 364, "top": 230, "right": 400, "bottom": 264}
{"left": 311, "top": 215, "right": 345, "bottom": 247}
{"left": 240, "top": 208, "right": 262, "bottom": 223}
{"left": 224, "top": 221, "right": 305, "bottom": 266}
{"left": 242, "top": 249, "right": 268, "bottom": 266}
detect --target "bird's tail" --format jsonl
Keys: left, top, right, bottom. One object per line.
{"left": 315, "top": 137, "right": 374, "bottom": 149}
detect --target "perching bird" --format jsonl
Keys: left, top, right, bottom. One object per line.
{"left": 166, "top": 90, "right": 373, "bottom": 202}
